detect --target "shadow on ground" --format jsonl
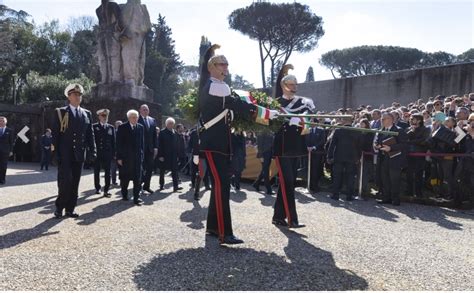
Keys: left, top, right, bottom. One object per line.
{"left": 133, "top": 228, "right": 368, "bottom": 290}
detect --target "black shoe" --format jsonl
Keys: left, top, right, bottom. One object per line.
{"left": 289, "top": 222, "right": 306, "bottom": 228}
{"left": 345, "top": 196, "right": 354, "bottom": 201}
{"left": 103, "top": 192, "right": 112, "bottom": 198}
{"left": 54, "top": 210, "right": 63, "bottom": 219}
{"left": 122, "top": 196, "right": 129, "bottom": 201}
{"left": 206, "top": 229, "right": 219, "bottom": 237}
{"left": 143, "top": 188, "right": 154, "bottom": 194}
{"left": 377, "top": 199, "right": 392, "bottom": 204}
{"left": 134, "top": 199, "right": 143, "bottom": 206}
{"left": 266, "top": 190, "right": 275, "bottom": 195}
{"left": 272, "top": 219, "right": 288, "bottom": 227}
{"left": 159, "top": 186, "right": 164, "bottom": 191}
{"left": 205, "top": 186, "right": 211, "bottom": 191}
{"left": 220, "top": 235, "right": 244, "bottom": 245}
{"left": 65, "top": 212, "right": 79, "bottom": 218}
{"left": 252, "top": 182, "right": 260, "bottom": 192}
{"left": 95, "top": 189, "right": 101, "bottom": 194}
{"left": 173, "top": 187, "right": 183, "bottom": 192}
{"left": 194, "top": 193, "right": 201, "bottom": 201}
{"left": 330, "top": 194, "right": 340, "bottom": 200}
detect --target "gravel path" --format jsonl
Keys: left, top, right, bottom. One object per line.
{"left": 1, "top": 162, "right": 473, "bottom": 290}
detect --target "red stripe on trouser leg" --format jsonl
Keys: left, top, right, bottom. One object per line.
{"left": 205, "top": 151, "right": 225, "bottom": 241}
{"left": 275, "top": 156, "right": 292, "bottom": 227}
{"left": 198, "top": 159, "right": 204, "bottom": 178}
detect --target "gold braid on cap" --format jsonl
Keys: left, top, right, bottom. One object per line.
{"left": 274, "top": 64, "right": 294, "bottom": 98}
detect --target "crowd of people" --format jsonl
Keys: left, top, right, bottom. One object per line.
{"left": 302, "top": 92, "right": 474, "bottom": 207}
{"left": 1, "top": 50, "right": 473, "bottom": 246}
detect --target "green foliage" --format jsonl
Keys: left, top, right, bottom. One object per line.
{"left": 20, "top": 71, "right": 94, "bottom": 103}
{"left": 320, "top": 45, "right": 463, "bottom": 78}
{"left": 229, "top": 2, "right": 324, "bottom": 87}
{"left": 457, "top": 49, "right": 474, "bottom": 62}
{"left": 177, "top": 89, "right": 282, "bottom": 133}
{"left": 145, "top": 14, "right": 182, "bottom": 115}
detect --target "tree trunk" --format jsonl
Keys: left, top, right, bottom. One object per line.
{"left": 258, "top": 40, "right": 266, "bottom": 88}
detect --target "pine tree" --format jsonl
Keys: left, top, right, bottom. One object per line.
{"left": 144, "top": 14, "right": 182, "bottom": 115}
{"left": 305, "top": 66, "right": 315, "bottom": 82}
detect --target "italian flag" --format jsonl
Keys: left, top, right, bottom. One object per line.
{"left": 235, "top": 90, "right": 269, "bottom": 125}
{"left": 256, "top": 105, "right": 270, "bottom": 125}
{"left": 234, "top": 90, "right": 257, "bottom": 104}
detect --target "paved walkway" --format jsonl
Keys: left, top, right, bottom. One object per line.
{"left": 1, "top": 162, "right": 473, "bottom": 290}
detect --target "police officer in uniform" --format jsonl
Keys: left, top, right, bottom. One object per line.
{"left": 198, "top": 44, "right": 279, "bottom": 245}
{"left": 0, "top": 116, "right": 14, "bottom": 185}
{"left": 272, "top": 64, "right": 315, "bottom": 228}
{"left": 93, "top": 109, "right": 116, "bottom": 197}
{"left": 51, "top": 84, "right": 96, "bottom": 218}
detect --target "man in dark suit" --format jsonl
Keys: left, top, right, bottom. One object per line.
{"left": 138, "top": 104, "right": 158, "bottom": 194}
{"left": 374, "top": 112, "right": 408, "bottom": 206}
{"left": 116, "top": 110, "right": 144, "bottom": 205}
{"left": 158, "top": 117, "right": 182, "bottom": 192}
{"left": 0, "top": 116, "right": 14, "bottom": 185}
{"left": 252, "top": 131, "right": 274, "bottom": 195}
{"left": 51, "top": 84, "right": 96, "bottom": 218}
{"left": 40, "top": 128, "right": 53, "bottom": 171}
{"left": 305, "top": 124, "right": 327, "bottom": 193}
{"left": 93, "top": 109, "right": 116, "bottom": 197}
{"left": 327, "top": 118, "right": 362, "bottom": 201}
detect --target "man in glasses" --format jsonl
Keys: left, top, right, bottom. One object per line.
{"left": 92, "top": 109, "right": 116, "bottom": 197}
{"left": 52, "top": 83, "right": 96, "bottom": 219}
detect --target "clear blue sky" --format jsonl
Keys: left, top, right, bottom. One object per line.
{"left": 2, "top": 0, "right": 473, "bottom": 87}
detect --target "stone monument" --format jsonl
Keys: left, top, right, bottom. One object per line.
{"left": 92, "top": 0, "right": 153, "bottom": 102}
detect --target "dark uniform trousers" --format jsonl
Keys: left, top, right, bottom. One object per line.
{"left": 94, "top": 157, "right": 112, "bottom": 192}
{"left": 0, "top": 152, "right": 10, "bottom": 183}
{"left": 143, "top": 151, "right": 155, "bottom": 190}
{"left": 93, "top": 124, "right": 115, "bottom": 193}
{"left": 273, "top": 156, "right": 299, "bottom": 225}
{"left": 57, "top": 159, "right": 83, "bottom": 212}
{"left": 204, "top": 151, "right": 233, "bottom": 236}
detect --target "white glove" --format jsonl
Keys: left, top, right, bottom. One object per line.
{"left": 193, "top": 155, "right": 199, "bottom": 165}
{"left": 289, "top": 117, "right": 301, "bottom": 127}
{"left": 269, "top": 110, "right": 279, "bottom": 120}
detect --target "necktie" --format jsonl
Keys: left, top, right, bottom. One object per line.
{"left": 145, "top": 117, "right": 149, "bottom": 129}
{"left": 75, "top": 109, "right": 79, "bottom": 118}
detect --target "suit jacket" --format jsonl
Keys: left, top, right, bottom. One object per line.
{"left": 327, "top": 126, "right": 362, "bottom": 164}
{"left": 138, "top": 116, "right": 158, "bottom": 154}
{"left": 370, "top": 119, "right": 381, "bottom": 129}
{"left": 158, "top": 128, "right": 178, "bottom": 170}
{"left": 187, "top": 128, "right": 199, "bottom": 156}
{"left": 305, "top": 127, "right": 326, "bottom": 152}
{"left": 116, "top": 122, "right": 144, "bottom": 180}
{"left": 256, "top": 132, "right": 273, "bottom": 158}
{"left": 51, "top": 106, "right": 96, "bottom": 163}
{"left": 375, "top": 124, "right": 408, "bottom": 168}
{"left": 93, "top": 122, "right": 116, "bottom": 160}
{"left": 0, "top": 127, "right": 14, "bottom": 154}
